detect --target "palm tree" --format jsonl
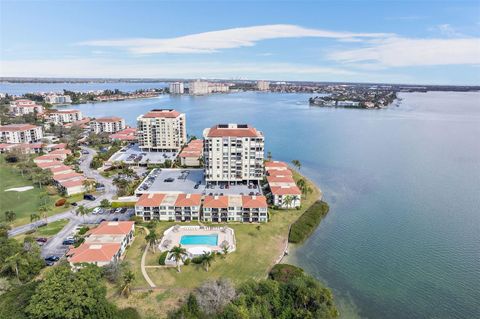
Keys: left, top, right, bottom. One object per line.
{"left": 201, "top": 251, "right": 215, "bottom": 272}
{"left": 82, "top": 179, "right": 96, "bottom": 192}
{"left": 291, "top": 159, "right": 301, "bottom": 171}
{"left": 169, "top": 245, "right": 187, "bottom": 272}
{"left": 119, "top": 270, "right": 135, "bottom": 298}
{"left": 4, "top": 210, "right": 16, "bottom": 223}
{"left": 145, "top": 231, "right": 158, "bottom": 253}
{"left": 305, "top": 186, "right": 313, "bottom": 199}
{"left": 38, "top": 205, "right": 49, "bottom": 223}
{"left": 30, "top": 213, "right": 40, "bottom": 229}
{"left": 76, "top": 205, "right": 89, "bottom": 223}
{"left": 283, "top": 195, "right": 293, "bottom": 209}
{"left": 2, "top": 252, "right": 27, "bottom": 281}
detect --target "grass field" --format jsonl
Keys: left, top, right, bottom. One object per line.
{"left": 109, "top": 169, "right": 321, "bottom": 319}
{"left": 0, "top": 156, "right": 82, "bottom": 227}
{"left": 13, "top": 219, "right": 70, "bottom": 242}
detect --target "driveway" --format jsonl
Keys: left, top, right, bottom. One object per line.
{"left": 8, "top": 146, "right": 117, "bottom": 237}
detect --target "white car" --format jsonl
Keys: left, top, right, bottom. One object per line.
{"left": 92, "top": 207, "right": 102, "bottom": 214}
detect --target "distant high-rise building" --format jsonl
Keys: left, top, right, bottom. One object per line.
{"left": 203, "top": 124, "right": 264, "bottom": 183}
{"left": 45, "top": 94, "right": 72, "bottom": 104}
{"left": 189, "top": 80, "right": 209, "bottom": 95}
{"left": 169, "top": 82, "right": 185, "bottom": 94}
{"left": 137, "top": 109, "right": 186, "bottom": 152}
{"left": 256, "top": 80, "right": 270, "bottom": 91}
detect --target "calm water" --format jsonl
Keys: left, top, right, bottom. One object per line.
{"left": 7, "top": 83, "right": 480, "bottom": 318}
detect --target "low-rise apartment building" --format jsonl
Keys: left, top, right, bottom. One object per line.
{"left": 47, "top": 109, "right": 83, "bottom": 124}
{"left": 9, "top": 99, "right": 44, "bottom": 116}
{"left": 0, "top": 142, "right": 43, "bottom": 154}
{"left": 67, "top": 221, "right": 135, "bottom": 267}
{"left": 202, "top": 195, "right": 268, "bottom": 223}
{"left": 203, "top": 124, "right": 264, "bottom": 184}
{"left": 179, "top": 139, "right": 203, "bottom": 166}
{"left": 109, "top": 127, "right": 137, "bottom": 142}
{"left": 90, "top": 116, "right": 126, "bottom": 134}
{"left": 135, "top": 193, "right": 202, "bottom": 222}
{"left": 0, "top": 124, "right": 43, "bottom": 144}
{"left": 137, "top": 109, "right": 186, "bottom": 152}
{"left": 265, "top": 161, "right": 302, "bottom": 209}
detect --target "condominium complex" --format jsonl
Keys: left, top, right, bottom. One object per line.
{"left": 90, "top": 116, "right": 126, "bottom": 134}
{"left": 45, "top": 94, "right": 72, "bottom": 104}
{"left": 265, "top": 161, "right": 301, "bottom": 208}
{"left": 179, "top": 139, "right": 203, "bottom": 166}
{"left": 169, "top": 82, "right": 185, "bottom": 94}
{"left": 203, "top": 195, "right": 268, "bottom": 223}
{"left": 208, "top": 83, "right": 230, "bottom": 93}
{"left": 189, "top": 80, "right": 209, "bottom": 95}
{"left": 9, "top": 99, "right": 44, "bottom": 116}
{"left": 47, "top": 109, "right": 83, "bottom": 124}
{"left": 137, "top": 109, "right": 187, "bottom": 152}
{"left": 135, "top": 193, "right": 202, "bottom": 222}
{"left": 0, "top": 124, "right": 43, "bottom": 144}
{"left": 203, "top": 124, "right": 264, "bottom": 183}
{"left": 257, "top": 80, "right": 270, "bottom": 91}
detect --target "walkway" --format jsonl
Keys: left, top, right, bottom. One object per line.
{"left": 140, "top": 226, "right": 157, "bottom": 288}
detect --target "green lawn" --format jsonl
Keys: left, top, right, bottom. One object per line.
{"left": 13, "top": 219, "right": 70, "bottom": 242}
{"left": 0, "top": 156, "right": 82, "bottom": 227}
{"left": 111, "top": 169, "right": 321, "bottom": 319}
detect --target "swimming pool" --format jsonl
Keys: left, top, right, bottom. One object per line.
{"left": 180, "top": 234, "right": 218, "bottom": 246}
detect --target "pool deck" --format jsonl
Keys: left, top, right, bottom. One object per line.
{"left": 158, "top": 225, "right": 236, "bottom": 258}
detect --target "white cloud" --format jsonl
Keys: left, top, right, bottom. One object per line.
{"left": 78, "top": 24, "right": 391, "bottom": 54}
{"left": 429, "top": 24, "right": 465, "bottom": 37}
{"left": 328, "top": 37, "right": 480, "bottom": 67}
{"left": 0, "top": 58, "right": 358, "bottom": 79}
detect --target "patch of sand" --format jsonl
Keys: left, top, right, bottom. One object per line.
{"left": 4, "top": 186, "right": 34, "bottom": 192}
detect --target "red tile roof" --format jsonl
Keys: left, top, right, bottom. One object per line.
{"left": 49, "top": 149, "right": 72, "bottom": 155}
{"left": 51, "top": 143, "right": 67, "bottom": 150}
{"left": 136, "top": 193, "right": 166, "bottom": 207}
{"left": 267, "top": 169, "right": 293, "bottom": 177}
{"left": 203, "top": 195, "right": 229, "bottom": 208}
{"left": 142, "top": 109, "right": 181, "bottom": 118}
{"left": 67, "top": 243, "right": 121, "bottom": 263}
{"left": 89, "top": 221, "right": 134, "bottom": 236}
{"left": 95, "top": 116, "right": 123, "bottom": 123}
{"left": 49, "top": 165, "right": 74, "bottom": 174}
{"left": 270, "top": 185, "right": 301, "bottom": 196}
{"left": 206, "top": 125, "right": 262, "bottom": 138}
{"left": 242, "top": 195, "right": 268, "bottom": 208}
{"left": 175, "top": 194, "right": 202, "bottom": 207}
{"left": 265, "top": 161, "right": 289, "bottom": 169}
{"left": 36, "top": 160, "right": 64, "bottom": 169}
{"left": 59, "top": 178, "right": 85, "bottom": 188}
{"left": 53, "top": 172, "right": 84, "bottom": 182}
{"left": 266, "top": 175, "right": 296, "bottom": 184}
{"left": 0, "top": 124, "right": 39, "bottom": 132}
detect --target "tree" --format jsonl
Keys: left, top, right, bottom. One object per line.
{"left": 30, "top": 213, "right": 40, "bottom": 229}
{"left": 194, "top": 279, "right": 236, "bottom": 315}
{"left": 200, "top": 251, "right": 215, "bottom": 272}
{"left": 283, "top": 195, "right": 293, "bottom": 209}
{"left": 119, "top": 270, "right": 135, "bottom": 298}
{"left": 39, "top": 205, "right": 49, "bottom": 223}
{"left": 25, "top": 264, "right": 117, "bottom": 319}
{"left": 82, "top": 179, "right": 96, "bottom": 192}
{"left": 169, "top": 245, "right": 187, "bottom": 272}
{"left": 2, "top": 252, "right": 27, "bottom": 280}
{"left": 100, "top": 199, "right": 111, "bottom": 208}
{"left": 4, "top": 210, "right": 16, "bottom": 223}
{"left": 31, "top": 168, "right": 52, "bottom": 188}
{"left": 145, "top": 231, "right": 158, "bottom": 254}
{"left": 76, "top": 205, "right": 89, "bottom": 223}
{"left": 291, "top": 159, "right": 301, "bottom": 170}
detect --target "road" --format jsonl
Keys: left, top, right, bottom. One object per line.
{"left": 8, "top": 146, "right": 117, "bottom": 237}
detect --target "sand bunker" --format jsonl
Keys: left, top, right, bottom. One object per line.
{"left": 4, "top": 186, "right": 34, "bottom": 192}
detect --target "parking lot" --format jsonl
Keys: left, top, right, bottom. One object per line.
{"left": 109, "top": 143, "right": 177, "bottom": 165}
{"left": 135, "top": 168, "right": 263, "bottom": 196}
{"left": 40, "top": 208, "right": 134, "bottom": 260}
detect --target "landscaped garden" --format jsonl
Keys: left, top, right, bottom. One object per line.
{"left": 108, "top": 169, "right": 324, "bottom": 318}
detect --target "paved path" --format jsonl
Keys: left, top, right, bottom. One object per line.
{"left": 140, "top": 226, "right": 157, "bottom": 288}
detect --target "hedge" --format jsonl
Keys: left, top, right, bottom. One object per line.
{"left": 269, "top": 264, "right": 304, "bottom": 283}
{"left": 288, "top": 200, "right": 329, "bottom": 244}
{"left": 158, "top": 251, "right": 168, "bottom": 265}
{"left": 111, "top": 201, "right": 136, "bottom": 208}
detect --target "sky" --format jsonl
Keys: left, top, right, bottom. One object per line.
{"left": 1, "top": 0, "right": 479, "bottom": 85}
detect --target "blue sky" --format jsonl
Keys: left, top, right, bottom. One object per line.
{"left": 1, "top": 0, "right": 479, "bottom": 85}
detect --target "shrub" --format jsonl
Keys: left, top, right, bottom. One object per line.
{"left": 288, "top": 201, "right": 329, "bottom": 244}
{"left": 115, "top": 307, "right": 141, "bottom": 319}
{"left": 111, "top": 201, "right": 136, "bottom": 208}
{"left": 55, "top": 198, "right": 66, "bottom": 207}
{"left": 158, "top": 251, "right": 168, "bottom": 265}
{"left": 269, "top": 264, "right": 304, "bottom": 283}
{"left": 183, "top": 258, "right": 191, "bottom": 266}
{"left": 191, "top": 256, "right": 203, "bottom": 264}
{"left": 78, "top": 226, "right": 90, "bottom": 235}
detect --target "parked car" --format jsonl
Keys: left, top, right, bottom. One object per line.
{"left": 44, "top": 256, "right": 60, "bottom": 266}
{"left": 164, "top": 178, "right": 174, "bottom": 182}
{"left": 83, "top": 194, "right": 96, "bottom": 201}
{"left": 120, "top": 208, "right": 127, "bottom": 214}
{"left": 92, "top": 207, "right": 102, "bottom": 214}
{"left": 112, "top": 218, "right": 119, "bottom": 221}
{"left": 36, "top": 237, "right": 48, "bottom": 243}
{"left": 114, "top": 208, "right": 122, "bottom": 214}
{"left": 62, "top": 239, "right": 75, "bottom": 246}
{"left": 71, "top": 202, "right": 78, "bottom": 206}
